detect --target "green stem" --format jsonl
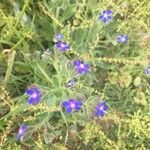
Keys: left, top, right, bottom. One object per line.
{"left": 14, "top": 0, "right": 30, "bottom": 28}
{"left": 3, "top": 50, "right": 16, "bottom": 87}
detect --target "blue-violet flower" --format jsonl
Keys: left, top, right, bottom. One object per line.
{"left": 56, "top": 41, "right": 70, "bottom": 51}
{"left": 25, "top": 87, "right": 41, "bottom": 105}
{"left": 145, "top": 66, "right": 150, "bottom": 74}
{"left": 56, "top": 33, "right": 63, "bottom": 41}
{"left": 66, "top": 79, "right": 76, "bottom": 87}
{"left": 17, "top": 124, "right": 27, "bottom": 141}
{"left": 95, "top": 101, "right": 108, "bottom": 118}
{"left": 99, "top": 10, "right": 112, "bottom": 24}
{"left": 117, "top": 34, "right": 128, "bottom": 43}
{"left": 74, "top": 60, "right": 89, "bottom": 74}
{"left": 62, "top": 99, "right": 82, "bottom": 113}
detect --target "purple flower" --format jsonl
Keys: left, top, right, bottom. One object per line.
{"left": 117, "top": 34, "right": 128, "bottom": 43}
{"left": 56, "top": 33, "right": 63, "bottom": 41}
{"left": 95, "top": 101, "right": 108, "bottom": 118}
{"left": 66, "top": 79, "right": 76, "bottom": 87}
{"left": 62, "top": 99, "right": 83, "bottom": 113}
{"left": 25, "top": 87, "right": 41, "bottom": 105}
{"left": 56, "top": 41, "right": 70, "bottom": 51}
{"left": 98, "top": 10, "right": 112, "bottom": 24}
{"left": 17, "top": 124, "right": 27, "bottom": 141}
{"left": 145, "top": 66, "right": 150, "bottom": 74}
{"left": 74, "top": 60, "right": 89, "bottom": 74}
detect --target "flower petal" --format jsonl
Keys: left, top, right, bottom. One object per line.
{"left": 75, "top": 105, "right": 82, "bottom": 111}
{"left": 62, "top": 101, "right": 69, "bottom": 107}
{"left": 27, "top": 97, "right": 41, "bottom": 105}
{"left": 83, "top": 64, "right": 89, "bottom": 72}
{"left": 17, "top": 124, "right": 27, "bottom": 140}
{"left": 26, "top": 88, "right": 35, "bottom": 95}
{"left": 77, "top": 68, "right": 84, "bottom": 74}
{"left": 56, "top": 33, "right": 63, "bottom": 41}
{"left": 145, "top": 66, "right": 150, "bottom": 74}
{"left": 26, "top": 87, "right": 41, "bottom": 95}
{"left": 99, "top": 111, "right": 105, "bottom": 117}
{"left": 27, "top": 97, "right": 35, "bottom": 104}
{"left": 66, "top": 107, "right": 72, "bottom": 113}
{"left": 74, "top": 60, "right": 81, "bottom": 66}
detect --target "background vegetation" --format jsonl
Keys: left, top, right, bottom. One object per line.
{"left": 0, "top": 0, "right": 150, "bottom": 149}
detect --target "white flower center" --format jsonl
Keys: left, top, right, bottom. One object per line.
{"left": 19, "top": 128, "right": 23, "bottom": 134}
{"left": 32, "top": 93, "right": 37, "bottom": 98}
{"left": 80, "top": 64, "right": 84, "bottom": 69}
{"left": 121, "top": 37, "right": 126, "bottom": 42}
{"left": 103, "top": 13, "right": 108, "bottom": 18}
{"left": 70, "top": 103, "right": 76, "bottom": 108}
{"left": 60, "top": 43, "right": 65, "bottom": 48}
{"left": 99, "top": 105, "right": 104, "bottom": 111}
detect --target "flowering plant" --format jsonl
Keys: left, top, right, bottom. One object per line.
{"left": 0, "top": 1, "right": 149, "bottom": 149}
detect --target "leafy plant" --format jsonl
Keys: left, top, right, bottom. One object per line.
{"left": 0, "top": 0, "right": 150, "bottom": 149}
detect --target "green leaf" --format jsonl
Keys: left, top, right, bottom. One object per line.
{"left": 3, "top": 50, "right": 16, "bottom": 87}
{"left": 61, "top": 5, "right": 75, "bottom": 22}
{"left": 14, "top": 62, "right": 30, "bottom": 73}
{"left": 134, "top": 77, "right": 141, "bottom": 87}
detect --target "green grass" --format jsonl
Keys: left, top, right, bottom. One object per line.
{"left": 0, "top": 0, "right": 150, "bottom": 149}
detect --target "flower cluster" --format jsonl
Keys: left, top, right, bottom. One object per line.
{"left": 55, "top": 33, "right": 70, "bottom": 51}
{"left": 62, "top": 100, "right": 108, "bottom": 117}
{"left": 19, "top": 7, "right": 148, "bottom": 141}
{"left": 25, "top": 86, "right": 108, "bottom": 115}
{"left": 99, "top": 10, "right": 128, "bottom": 43}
